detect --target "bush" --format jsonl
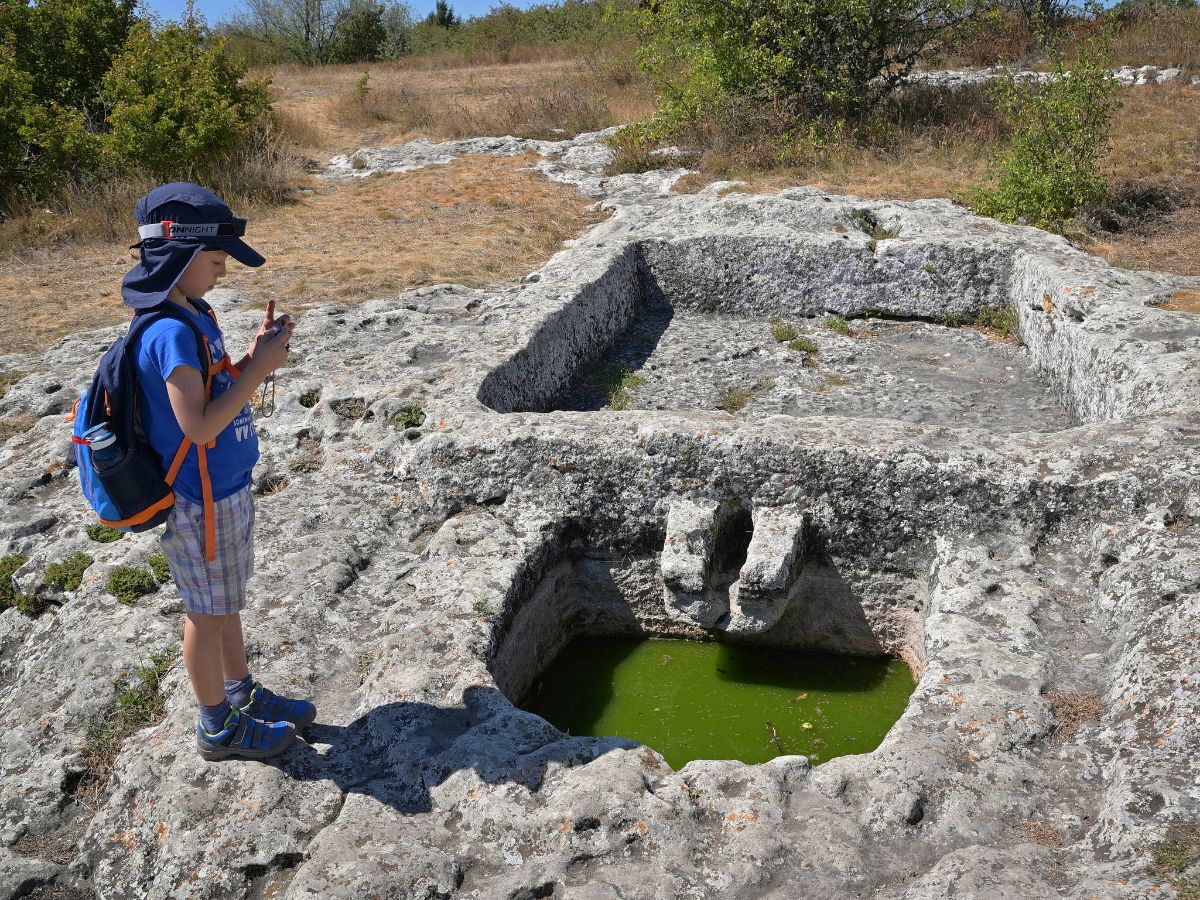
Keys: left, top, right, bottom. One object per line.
{"left": 974, "top": 32, "right": 1119, "bottom": 229}
{"left": 633, "top": 0, "right": 978, "bottom": 135}
{"left": 147, "top": 551, "right": 171, "bottom": 584}
{"left": 103, "top": 19, "right": 272, "bottom": 179}
{"left": 333, "top": 0, "right": 389, "bottom": 62}
{"left": 45, "top": 552, "right": 95, "bottom": 592}
{"left": 0, "top": 553, "right": 29, "bottom": 608}
{"left": 87, "top": 523, "right": 124, "bottom": 543}
{"left": 107, "top": 566, "right": 156, "bottom": 605}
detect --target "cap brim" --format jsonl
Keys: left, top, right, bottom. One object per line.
{"left": 221, "top": 237, "right": 266, "bottom": 268}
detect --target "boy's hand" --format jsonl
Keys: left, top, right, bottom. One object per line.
{"left": 249, "top": 316, "right": 294, "bottom": 375}
{"left": 249, "top": 300, "right": 293, "bottom": 357}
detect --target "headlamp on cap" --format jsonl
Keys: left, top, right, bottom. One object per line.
{"left": 137, "top": 217, "right": 248, "bottom": 241}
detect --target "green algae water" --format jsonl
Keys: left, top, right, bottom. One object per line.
{"left": 522, "top": 637, "right": 915, "bottom": 769}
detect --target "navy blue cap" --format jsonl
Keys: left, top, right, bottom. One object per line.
{"left": 121, "top": 182, "right": 266, "bottom": 310}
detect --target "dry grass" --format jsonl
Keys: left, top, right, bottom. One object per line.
{"left": 1013, "top": 819, "right": 1066, "bottom": 848}
{"left": 1164, "top": 290, "right": 1200, "bottom": 314}
{"left": 266, "top": 45, "right": 654, "bottom": 157}
{"left": 1044, "top": 690, "right": 1107, "bottom": 742}
{"left": 0, "top": 414, "right": 37, "bottom": 443}
{"left": 1110, "top": 6, "right": 1200, "bottom": 70}
{"left": 673, "top": 84, "right": 1200, "bottom": 277}
{"left": 0, "top": 153, "right": 606, "bottom": 354}
{"left": 219, "top": 153, "right": 608, "bottom": 312}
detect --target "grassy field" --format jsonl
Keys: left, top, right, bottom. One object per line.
{"left": 1, "top": 29, "right": 1196, "bottom": 356}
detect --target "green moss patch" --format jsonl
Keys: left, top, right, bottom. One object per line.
{"left": 390, "top": 402, "right": 426, "bottom": 430}
{"left": 976, "top": 304, "right": 1020, "bottom": 341}
{"left": 825, "top": 315, "right": 851, "bottom": 336}
{"left": 584, "top": 364, "right": 646, "bottom": 411}
{"left": 147, "top": 552, "right": 170, "bottom": 584}
{"left": 45, "top": 552, "right": 94, "bottom": 593}
{"left": 87, "top": 524, "right": 124, "bottom": 544}
{"left": 770, "top": 321, "right": 799, "bottom": 343}
{"left": 107, "top": 566, "right": 156, "bottom": 606}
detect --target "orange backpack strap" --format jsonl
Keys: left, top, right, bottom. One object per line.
{"left": 196, "top": 443, "right": 216, "bottom": 562}
{"left": 165, "top": 438, "right": 192, "bottom": 486}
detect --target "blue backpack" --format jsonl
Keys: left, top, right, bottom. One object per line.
{"left": 70, "top": 299, "right": 226, "bottom": 558}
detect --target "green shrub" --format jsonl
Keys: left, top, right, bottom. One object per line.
{"left": 770, "top": 321, "right": 799, "bottom": 342}
{"left": 87, "top": 523, "right": 124, "bottom": 543}
{"left": 976, "top": 304, "right": 1020, "bottom": 339}
{"left": 390, "top": 402, "right": 426, "bottom": 429}
{"left": 825, "top": 315, "right": 851, "bottom": 336}
{"left": 788, "top": 337, "right": 819, "bottom": 354}
{"left": 583, "top": 364, "right": 645, "bottom": 410}
{"left": 107, "top": 566, "right": 156, "bottom": 605}
{"left": 721, "top": 387, "right": 753, "bottom": 413}
{"left": 102, "top": 19, "right": 271, "bottom": 179}
{"left": 633, "top": 0, "right": 976, "bottom": 135}
{"left": 974, "top": 32, "right": 1119, "bottom": 230}
{"left": 0, "top": 553, "right": 29, "bottom": 607}
{"left": 45, "top": 552, "right": 94, "bottom": 592}
{"left": 147, "top": 551, "right": 170, "bottom": 584}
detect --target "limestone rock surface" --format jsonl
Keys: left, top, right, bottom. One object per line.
{"left": 1, "top": 126, "right": 1199, "bottom": 900}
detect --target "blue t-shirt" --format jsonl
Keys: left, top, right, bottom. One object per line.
{"left": 134, "top": 304, "right": 260, "bottom": 504}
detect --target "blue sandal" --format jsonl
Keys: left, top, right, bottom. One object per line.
{"left": 237, "top": 682, "right": 317, "bottom": 730}
{"left": 195, "top": 706, "right": 296, "bottom": 761}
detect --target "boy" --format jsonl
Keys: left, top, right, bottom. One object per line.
{"left": 122, "top": 182, "right": 314, "bottom": 761}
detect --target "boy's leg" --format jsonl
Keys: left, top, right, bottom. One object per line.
{"left": 219, "top": 612, "right": 250, "bottom": 682}
{"left": 183, "top": 612, "right": 231, "bottom": 707}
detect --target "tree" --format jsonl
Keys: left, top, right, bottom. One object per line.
{"left": 333, "top": 0, "right": 388, "bottom": 60}
{"left": 103, "top": 18, "right": 272, "bottom": 178}
{"left": 636, "top": 0, "right": 982, "bottom": 130}
{"left": 425, "top": 0, "right": 457, "bottom": 27}
{"left": 232, "top": 0, "right": 347, "bottom": 64}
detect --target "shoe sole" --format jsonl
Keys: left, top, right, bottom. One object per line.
{"left": 196, "top": 726, "right": 297, "bottom": 762}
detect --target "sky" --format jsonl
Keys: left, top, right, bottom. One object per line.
{"left": 143, "top": 0, "right": 543, "bottom": 25}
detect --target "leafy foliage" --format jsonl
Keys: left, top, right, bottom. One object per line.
{"left": 632, "top": 0, "right": 978, "bottom": 136}
{"left": 107, "top": 566, "right": 156, "bottom": 605}
{"left": 0, "top": 553, "right": 29, "bottom": 607}
{"left": 333, "top": 0, "right": 389, "bottom": 61}
{"left": 87, "top": 523, "right": 125, "bottom": 543}
{"left": 45, "top": 552, "right": 95, "bottom": 592}
{"left": 103, "top": 19, "right": 272, "bottom": 179}
{"left": 147, "top": 551, "right": 171, "bottom": 584}
{"left": 974, "top": 32, "right": 1119, "bottom": 229}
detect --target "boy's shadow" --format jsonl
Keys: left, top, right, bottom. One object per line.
{"left": 267, "top": 685, "right": 630, "bottom": 815}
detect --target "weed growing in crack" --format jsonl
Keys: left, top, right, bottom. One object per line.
{"left": 1, "top": 553, "right": 29, "bottom": 608}
{"left": 107, "top": 566, "right": 156, "bottom": 606}
{"left": 290, "top": 437, "right": 325, "bottom": 474}
{"left": 825, "top": 315, "right": 851, "bottom": 336}
{"left": 976, "top": 305, "right": 1020, "bottom": 341}
{"left": 826, "top": 373, "right": 851, "bottom": 387}
{"left": 390, "top": 402, "right": 426, "bottom": 430}
{"left": 76, "top": 647, "right": 177, "bottom": 800}
{"left": 45, "top": 552, "right": 94, "bottom": 593}
{"left": 770, "top": 321, "right": 799, "bottom": 343}
{"left": 584, "top": 364, "right": 646, "bottom": 411}
{"left": 938, "top": 311, "right": 961, "bottom": 327}
{"left": 1150, "top": 821, "right": 1200, "bottom": 900}
{"left": 87, "top": 524, "right": 124, "bottom": 544}
{"left": 788, "top": 337, "right": 818, "bottom": 354}
{"left": 721, "top": 387, "right": 754, "bottom": 413}
{"left": 1044, "top": 690, "right": 1106, "bottom": 742}
{"left": 253, "top": 473, "right": 289, "bottom": 497}
{"left": 0, "top": 369, "right": 28, "bottom": 401}
{"left": 850, "top": 208, "right": 900, "bottom": 240}
{"left": 721, "top": 377, "right": 774, "bottom": 414}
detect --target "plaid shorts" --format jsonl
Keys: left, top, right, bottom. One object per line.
{"left": 160, "top": 485, "right": 255, "bottom": 616}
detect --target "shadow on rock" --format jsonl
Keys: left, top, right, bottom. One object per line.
{"left": 268, "top": 685, "right": 634, "bottom": 814}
